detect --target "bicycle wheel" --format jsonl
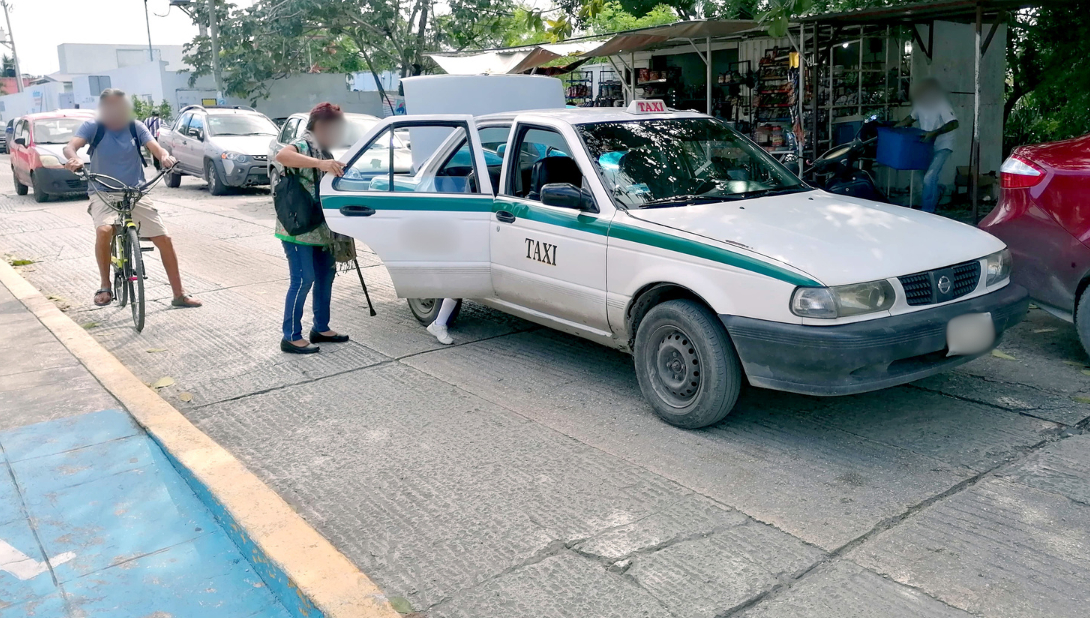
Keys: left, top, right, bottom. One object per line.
{"left": 125, "top": 227, "right": 146, "bottom": 332}
{"left": 113, "top": 231, "right": 129, "bottom": 308}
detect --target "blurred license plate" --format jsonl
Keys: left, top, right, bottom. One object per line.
{"left": 946, "top": 312, "right": 995, "bottom": 357}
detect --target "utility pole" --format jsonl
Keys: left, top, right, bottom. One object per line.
{"left": 143, "top": 0, "right": 155, "bottom": 63}
{"left": 0, "top": 0, "right": 23, "bottom": 93}
{"left": 207, "top": 0, "right": 221, "bottom": 96}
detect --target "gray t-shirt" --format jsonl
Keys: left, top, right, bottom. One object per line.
{"left": 75, "top": 120, "right": 152, "bottom": 191}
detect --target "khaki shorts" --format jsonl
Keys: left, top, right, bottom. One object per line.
{"left": 88, "top": 197, "right": 167, "bottom": 238}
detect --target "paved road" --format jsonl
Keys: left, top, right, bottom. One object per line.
{"left": 2, "top": 157, "right": 1089, "bottom": 617}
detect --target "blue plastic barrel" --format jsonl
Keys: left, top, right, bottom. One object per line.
{"left": 876, "top": 127, "right": 934, "bottom": 170}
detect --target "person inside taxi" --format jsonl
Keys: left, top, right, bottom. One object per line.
{"left": 273, "top": 102, "right": 350, "bottom": 354}
{"left": 896, "top": 78, "right": 959, "bottom": 213}
{"left": 63, "top": 88, "right": 202, "bottom": 309}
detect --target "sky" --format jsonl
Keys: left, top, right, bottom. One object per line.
{"left": 6, "top": 0, "right": 253, "bottom": 76}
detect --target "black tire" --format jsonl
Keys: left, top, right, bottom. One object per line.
{"left": 407, "top": 298, "right": 462, "bottom": 326}
{"left": 126, "top": 227, "right": 145, "bottom": 332}
{"left": 205, "top": 159, "right": 229, "bottom": 196}
{"left": 268, "top": 166, "right": 279, "bottom": 194}
{"left": 633, "top": 299, "right": 743, "bottom": 429}
{"left": 13, "top": 168, "right": 27, "bottom": 195}
{"left": 1076, "top": 289, "right": 1090, "bottom": 359}
{"left": 165, "top": 169, "right": 182, "bottom": 188}
{"left": 113, "top": 231, "right": 128, "bottom": 308}
{"left": 31, "top": 173, "right": 48, "bottom": 202}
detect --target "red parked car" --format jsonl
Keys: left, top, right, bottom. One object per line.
{"left": 979, "top": 134, "right": 1090, "bottom": 352}
{"left": 9, "top": 109, "right": 94, "bottom": 202}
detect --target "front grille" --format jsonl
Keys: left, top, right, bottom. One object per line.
{"left": 898, "top": 260, "right": 981, "bottom": 306}
{"left": 252, "top": 154, "right": 267, "bottom": 162}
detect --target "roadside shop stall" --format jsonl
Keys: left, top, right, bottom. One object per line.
{"left": 427, "top": 1, "right": 1048, "bottom": 214}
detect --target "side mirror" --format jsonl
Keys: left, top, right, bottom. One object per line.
{"left": 540, "top": 183, "right": 598, "bottom": 213}
{"left": 13, "top": 137, "right": 25, "bottom": 147}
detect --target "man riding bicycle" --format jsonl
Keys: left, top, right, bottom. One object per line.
{"left": 62, "top": 88, "right": 201, "bottom": 308}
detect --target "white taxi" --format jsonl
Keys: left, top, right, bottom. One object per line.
{"left": 320, "top": 102, "right": 1028, "bottom": 428}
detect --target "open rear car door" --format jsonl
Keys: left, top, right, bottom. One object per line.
{"left": 320, "top": 115, "right": 495, "bottom": 299}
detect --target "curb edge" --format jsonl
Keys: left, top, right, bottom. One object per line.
{"left": 0, "top": 260, "right": 400, "bottom": 618}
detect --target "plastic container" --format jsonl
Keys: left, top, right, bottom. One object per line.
{"left": 876, "top": 126, "right": 934, "bottom": 170}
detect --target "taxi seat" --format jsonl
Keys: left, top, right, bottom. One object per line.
{"left": 527, "top": 156, "right": 581, "bottom": 200}
{"left": 619, "top": 149, "right": 674, "bottom": 198}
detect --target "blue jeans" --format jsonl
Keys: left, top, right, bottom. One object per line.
{"left": 922, "top": 148, "right": 952, "bottom": 213}
{"left": 282, "top": 241, "right": 335, "bottom": 341}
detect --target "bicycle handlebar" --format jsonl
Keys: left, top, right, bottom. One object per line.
{"left": 80, "top": 168, "right": 168, "bottom": 194}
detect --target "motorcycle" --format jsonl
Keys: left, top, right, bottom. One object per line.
{"left": 806, "top": 117, "right": 889, "bottom": 203}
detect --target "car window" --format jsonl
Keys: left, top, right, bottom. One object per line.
{"left": 175, "top": 112, "right": 191, "bottom": 132}
{"left": 279, "top": 118, "right": 300, "bottom": 143}
{"left": 436, "top": 125, "right": 510, "bottom": 194}
{"left": 186, "top": 114, "right": 204, "bottom": 138}
{"left": 338, "top": 123, "right": 479, "bottom": 194}
{"left": 15, "top": 120, "right": 29, "bottom": 142}
{"left": 207, "top": 113, "right": 277, "bottom": 137}
{"left": 578, "top": 118, "right": 808, "bottom": 209}
{"left": 505, "top": 126, "right": 583, "bottom": 201}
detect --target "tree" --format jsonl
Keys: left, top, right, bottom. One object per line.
{"left": 1, "top": 55, "right": 14, "bottom": 78}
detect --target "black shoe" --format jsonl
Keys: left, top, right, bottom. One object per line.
{"left": 309, "top": 330, "right": 349, "bottom": 343}
{"left": 281, "top": 339, "right": 320, "bottom": 354}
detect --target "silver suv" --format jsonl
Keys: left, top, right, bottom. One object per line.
{"left": 158, "top": 105, "right": 279, "bottom": 195}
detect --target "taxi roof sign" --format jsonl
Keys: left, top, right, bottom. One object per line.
{"left": 627, "top": 99, "right": 667, "bottom": 114}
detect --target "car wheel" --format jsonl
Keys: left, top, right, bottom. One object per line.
{"left": 13, "top": 167, "right": 27, "bottom": 196}
{"left": 165, "top": 169, "right": 182, "bottom": 188}
{"left": 31, "top": 172, "right": 48, "bottom": 202}
{"left": 407, "top": 298, "right": 462, "bottom": 326}
{"left": 1075, "top": 290, "right": 1090, "bottom": 359}
{"left": 634, "top": 299, "right": 743, "bottom": 429}
{"left": 269, "top": 166, "right": 279, "bottom": 193}
{"left": 205, "top": 159, "right": 229, "bottom": 196}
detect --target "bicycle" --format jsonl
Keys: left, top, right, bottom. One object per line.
{"left": 81, "top": 168, "right": 168, "bottom": 332}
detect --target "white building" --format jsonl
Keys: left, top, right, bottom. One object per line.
{"left": 57, "top": 43, "right": 189, "bottom": 74}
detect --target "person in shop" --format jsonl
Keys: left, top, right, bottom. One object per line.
{"left": 895, "top": 78, "right": 959, "bottom": 213}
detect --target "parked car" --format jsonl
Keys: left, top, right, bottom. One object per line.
{"left": 0, "top": 119, "right": 12, "bottom": 154}
{"left": 10, "top": 110, "right": 94, "bottom": 202}
{"left": 157, "top": 105, "right": 278, "bottom": 195}
{"left": 979, "top": 133, "right": 1090, "bottom": 353}
{"left": 267, "top": 112, "right": 413, "bottom": 188}
{"left": 320, "top": 103, "right": 1028, "bottom": 429}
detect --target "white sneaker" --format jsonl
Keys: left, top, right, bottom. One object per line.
{"left": 427, "top": 322, "right": 453, "bottom": 345}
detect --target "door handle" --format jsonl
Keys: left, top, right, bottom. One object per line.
{"left": 340, "top": 205, "right": 376, "bottom": 217}
{"left": 495, "top": 210, "right": 516, "bottom": 223}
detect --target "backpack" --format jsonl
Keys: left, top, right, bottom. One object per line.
{"left": 274, "top": 170, "right": 325, "bottom": 237}
{"left": 87, "top": 121, "right": 148, "bottom": 167}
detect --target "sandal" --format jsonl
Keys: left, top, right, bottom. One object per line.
{"left": 93, "top": 288, "right": 113, "bottom": 306}
{"left": 171, "top": 294, "right": 202, "bottom": 308}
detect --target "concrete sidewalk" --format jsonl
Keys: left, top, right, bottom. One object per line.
{"left": 0, "top": 280, "right": 291, "bottom": 617}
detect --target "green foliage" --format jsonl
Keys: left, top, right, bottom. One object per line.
{"left": 131, "top": 97, "right": 173, "bottom": 122}
{"left": 586, "top": 1, "right": 679, "bottom": 34}
{"left": 1, "top": 55, "right": 14, "bottom": 78}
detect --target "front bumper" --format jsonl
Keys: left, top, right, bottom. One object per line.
{"left": 33, "top": 167, "right": 87, "bottom": 195}
{"left": 218, "top": 157, "right": 269, "bottom": 187}
{"left": 721, "top": 283, "right": 1029, "bottom": 396}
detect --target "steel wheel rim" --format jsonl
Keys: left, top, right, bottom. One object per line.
{"left": 647, "top": 324, "right": 702, "bottom": 409}
{"left": 410, "top": 298, "right": 436, "bottom": 315}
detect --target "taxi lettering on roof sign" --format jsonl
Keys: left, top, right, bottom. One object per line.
{"left": 627, "top": 99, "right": 666, "bottom": 113}
{"left": 320, "top": 103, "right": 1028, "bottom": 431}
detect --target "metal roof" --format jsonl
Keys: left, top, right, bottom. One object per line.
{"left": 799, "top": 0, "right": 1052, "bottom": 25}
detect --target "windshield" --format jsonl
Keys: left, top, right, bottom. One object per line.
{"left": 207, "top": 114, "right": 277, "bottom": 137}
{"left": 33, "top": 118, "right": 87, "bottom": 144}
{"left": 578, "top": 118, "right": 808, "bottom": 208}
{"left": 341, "top": 116, "right": 406, "bottom": 150}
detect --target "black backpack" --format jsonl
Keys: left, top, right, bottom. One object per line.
{"left": 273, "top": 166, "right": 325, "bottom": 236}
{"left": 86, "top": 121, "right": 148, "bottom": 167}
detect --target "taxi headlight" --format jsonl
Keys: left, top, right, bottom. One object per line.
{"left": 39, "top": 154, "right": 61, "bottom": 167}
{"left": 985, "top": 249, "right": 1012, "bottom": 286}
{"left": 791, "top": 280, "right": 896, "bottom": 319}
{"left": 221, "top": 151, "right": 249, "bottom": 162}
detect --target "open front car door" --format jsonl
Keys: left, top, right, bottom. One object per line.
{"left": 320, "top": 114, "right": 494, "bottom": 299}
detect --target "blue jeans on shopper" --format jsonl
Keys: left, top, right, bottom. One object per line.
{"left": 282, "top": 241, "right": 335, "bottom": 342}
{"left": 922, "top": 148, "right": 952, "bottom": 213}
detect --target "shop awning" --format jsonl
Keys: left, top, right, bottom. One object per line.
{"left": 798, "top": 0, "right": 1060, "bottom": 25}
{"left": 578, "top": 19, "right": 760, "bottom": 58}
{"left": 428, "top": 40, "right": 606, "bottom": 75}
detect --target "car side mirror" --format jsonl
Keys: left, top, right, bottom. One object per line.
{"left": 13, "top": 137, "right": 25, "bottom": 147}
{"left": 540, "top": 183, "right": 598, "bottom": 213}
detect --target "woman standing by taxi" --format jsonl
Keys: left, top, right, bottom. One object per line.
{"left": 274, "top": 102, "right": 350, "bottom": 354}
